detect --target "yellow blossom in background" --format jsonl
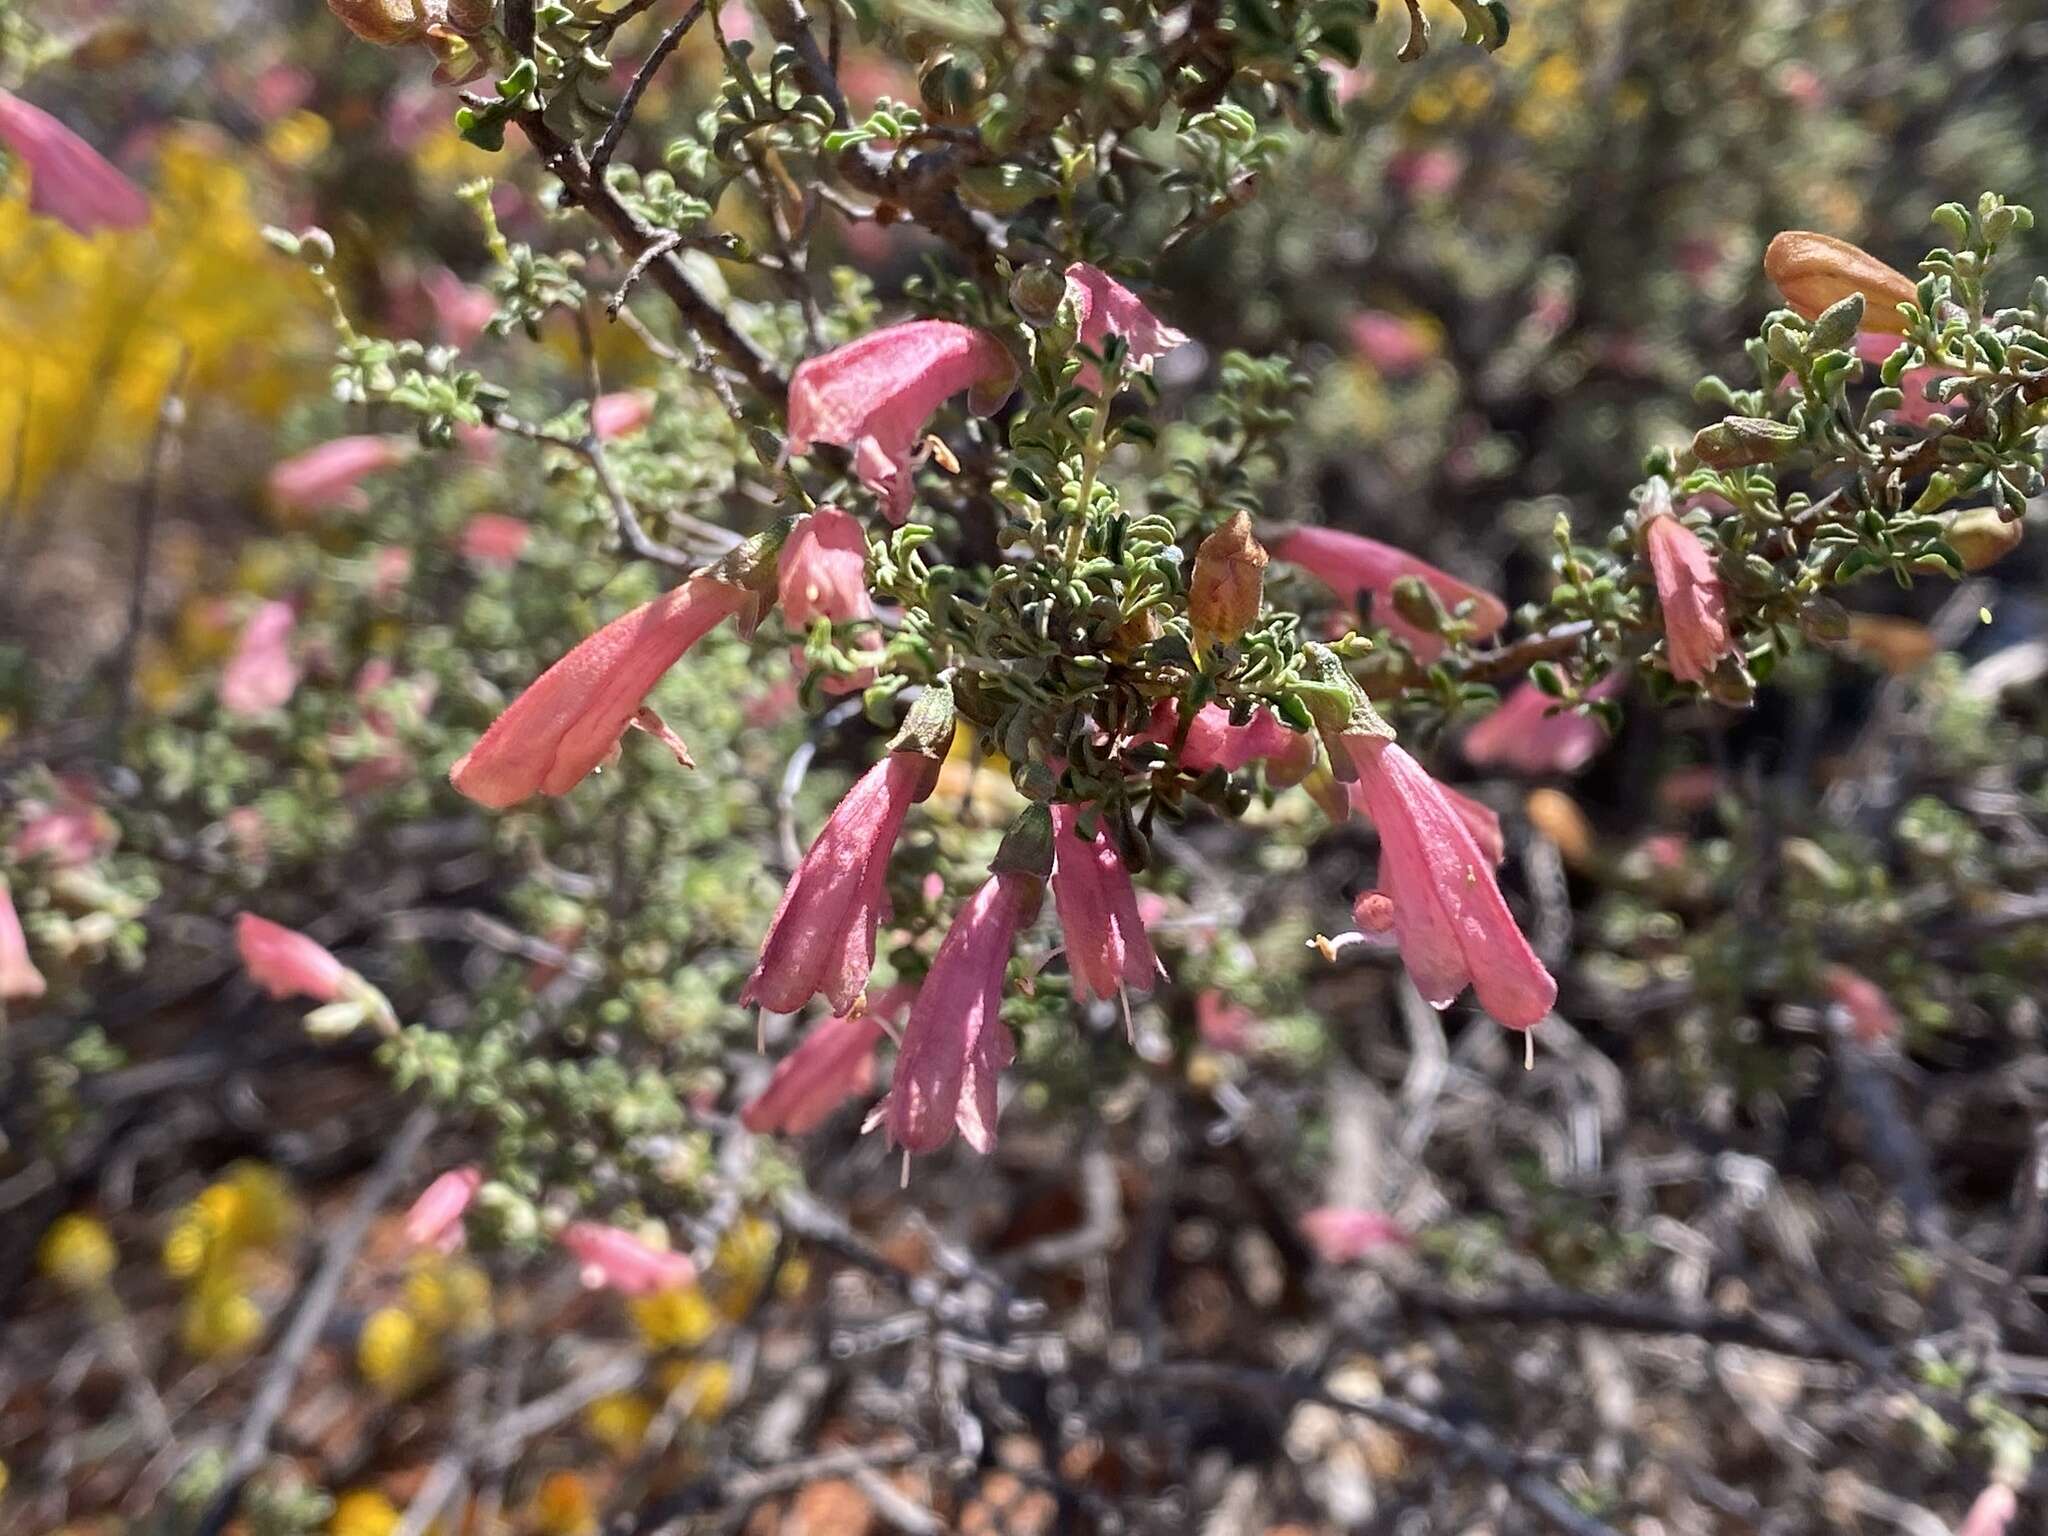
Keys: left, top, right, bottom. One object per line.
{"left": 179, "top": 1276, "right": 264, "bottom": 1358}
{"left": 0, "top": 128, "right": 323, "bottom": 509}
{"left": 164, "top": 1160, "right": 298, "bottom": 1286}
{"left": 263, "top": 110, "right": 333, "bottom": 170}
{"left": 931, "top": 727, "right": 1024, "bottom": 826}
{"left": 208, "top": 1161, "right": 297, "bottom": 1249}
{"left": 1514, "top": 52, "right": 1585, "bottom": 141}
{"left": 162, "top": 1216, "right": 210, "bottom": 1280}
{"left": 358, "top": 1304, "right": 438, "bottom": 1399}
{"left": 331, "top": 1489, "right": 402, "bottom": 1536}
{"left": 657, "top": 1358, "right": 734, "bottom": 1425}
{"left": 403, "top": 1255, "right": 494, "bottom": 1337}
{"left": 409, "top": 124, "right": 498, "bottom": 189}
{"left": 38, "top": 1212, "right": 117, "bottom": 1291}
{"left": 775, "top": 1250, "right": 811, "bottom": 1299}
{"left": 531, "top": 1471, "right": 597, "bottom": 1536}
{"left": 628, "top": 1284, "right": 719, "bottom": 1351}
{"left": 707, "top": 1214, "right": 778, "bottom": 1322}
{"left": 581, "top": 1391, "right": 654, "bottom": 1457}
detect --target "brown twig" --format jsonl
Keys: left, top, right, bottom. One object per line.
{"left": 590, "top": 1, "right": 706, "bottom": 176}
{"left": 190, "top": 1106, "right": 437, "bottom": 1536}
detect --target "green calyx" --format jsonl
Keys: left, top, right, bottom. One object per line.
{"left": 888, "top": 678, "right": 960, "bottom": 761}
{"left": 990, "top": 801, "right": 1055, "bottom": 881}
{"left": 1297, "top": 643, "right": 1395, "bottom": 743}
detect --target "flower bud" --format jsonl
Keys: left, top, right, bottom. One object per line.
{"left": 1189, "top": 511, "right": 1267, "bottom": 651}
{"left": 1524, "top": 788, "right": 1594, "bottom": 869}
{"left": 918, "top": 52, "right": 981, "bottom": 120}
{"left": 1691, "top": 416, "right": 1802, "bottom": 468}
{"left": 326, "top": 0, "right": 428, "bottom": 45}
{"left": 326, "top": 0, "right": 492, "bottom": 49}
{"left": 1764, "top": 231, "right": 1917, "bottom": 335}
{"left": 1945, "top": 506, "right": 2024, "bottom": 571}
{"left": 1010, "top": 262, "right": 1069, "bottom": 326}
{"left": 1388, "top": 573, "right": 1448, "bottom": 636}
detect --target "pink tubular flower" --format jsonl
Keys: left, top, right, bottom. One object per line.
{"left": 742, "top": 985, "right": 911, "bottom": 1136}
{"left": 0, "top": 89, "right": 149, "bottom": 235}
{"left": 1299, "top": 1207, "right": 1411, "bottom": 1264}
{"left": 0, "top": 878, "right": 47, "bottom": 1001}
{"left": 778, "top": 506, "right": 872, "bottom": 626}
{"left": 1064, "top": 262, "right": 1190, "bottom": 391}
{"left": 10, "top": 781, "right": 117, "bottom": 868}
{"left": 1347, "top": 310, "right": 1436, "bottom": 377}
{"left": 1462, "top": 676, "right": 1622, "bottom": 777}
{"left": 369, "top": 546, "right": 413, "bottom": 602}
{"left": 1387, "top": 145, "right": 1462, "bottom": 198}
{"left": 1274, "top": 527, "right": 1508, "bottom": 661}
{"left": 1051, "top": 805, "right": 1162, "bottom": 1005}
{"left": 423, "top": 267, "right": 496, "bottom": 346}
{"left": 460, "top": 512, "right": 531, "bottom": 567}
{"left": 1196, "top": 989, "right": 1256, "bottom": 1054}
{"left": 1142, "top": 700, "right": 1313, "bottom": 783}
{"left": 1343, "top": 736, "right": 1556, "bottom": 1029}
{"left": 219, "top": 602, "right": 301, "bottom": 716}
{"left": 786, "top": 320, "right": 1017, "bottom": 524}
{"left": 740, "top": 752, "right": 940, "bottom": 1015}
{"left": 236, "top": 913, "right": 347, "bottom": 1004}
{"left": 560, "top": 1222, "right": 696, "bottom": 1295}
{"left": 1643, "top": 510, "right": 1735, "bottom": 684}
{"left": 1350, "top": 776, "right": 1503, "bottom": 867}
{"left": 450, "top": 573, "right": 752, "bottom": 808}
{"left": 1824, "top": 965, "right": 1900, "bottom": 1048}
{"left": 403, "top": 1166, "right": 482, "bottom": 1253}
{"left": 1955, "top": 1486, "right": 2017, "bottom": 1536}
{"left": 884, "top": 870, "right": 1041, "bottom": 1155}
{"left": 265, "top": 435, "right": 410, "bottom": 517}
{"left": 591, "top": 390, "right": 654, "bottom": 440}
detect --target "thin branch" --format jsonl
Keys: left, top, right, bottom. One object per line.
{"left": 190, "top": 1106, "right": 437, "bottom": 1536}
{"left": 1146, "top": 1360, "right": 1624, "bottom": 1536}
{"left": 512, "top": 109, "right": 785, "bottom": 401}
{"left": 590, "top": 1, "right": 706, "bottom": 177}
{"left": 108, "top": 358, "right": 189, "bottom": 746}
{"left": 1388, "top": 1282, "right": 1877, "bottom": 1366}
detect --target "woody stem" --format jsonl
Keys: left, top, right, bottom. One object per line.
{"left": 1063, "top": 366, "right": 1118, "bottom": 569}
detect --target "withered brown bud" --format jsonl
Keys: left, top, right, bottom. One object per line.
{"left": 325, "top": 0, "right": 491, "bottom": 47}
{"left": 1764, "top": 231, "right": 1917, "bottom": 336}
{"left": 1188, "top": 511, "right": 1267, "bottom": 652}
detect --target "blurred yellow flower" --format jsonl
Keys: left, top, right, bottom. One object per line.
{"left": 657, "top": 1358, "right": 734, "bottom": 1425}
{"left": 775, "top": 1252, "right": 811, "bottom": 1299}
{"left": 358, "top": 1305, "right": 438, "bottom": 1399}
{"left": 263, "top": 111, "right": 333, "bottom": 169}
{"left": 331, "top": 1489, "right": 402, "bottom": 1536}
{"left": 38, "top": 1213, "right": 116, "bottom": 1292}
{"left": 629, "top": 1284, "right": 719, "bottom": 1351}
{"left": 707, "top": 1214, "right": 778, "bottom": 1322}
{"left": 531, "top": 1471, "right": 597, "bottom": 1536}
{"left": 0, "top": 129, "right": 322, "bottom": 509}
{"left": 164, "top": 1161, "right": 297, "bottom": 1286}
{"left": 932, "top": 728, "right": 1023, "bottom": 825}
{"left": 162, "top": 1217, "right": 210, "bottom": 1281}
{"left": 179, "top": 1277, "right": 265, "bottom": 1358}
{"left": 403, "top": 1256, "right": 493, "bottom": 1337}
{"left": 581, "top": 1391, "right": 654, "bottom": 1457}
